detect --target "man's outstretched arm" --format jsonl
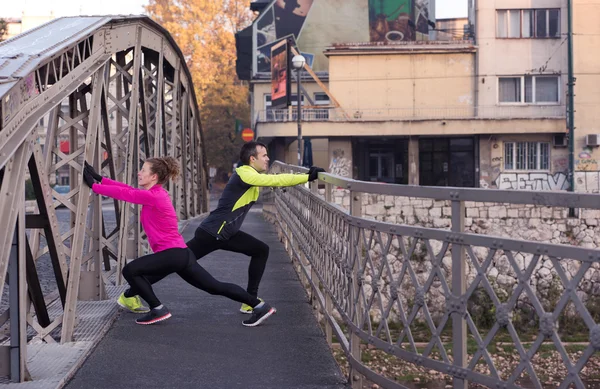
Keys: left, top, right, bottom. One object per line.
{"left": 237, "top": 166, "right": 324, "bottom": 187}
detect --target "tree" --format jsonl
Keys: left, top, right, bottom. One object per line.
{"left": 0, "top": 19, "right": 8, "bottom": 42}
{"left": 146, "top": 0, "right": 253, "bottom": 180}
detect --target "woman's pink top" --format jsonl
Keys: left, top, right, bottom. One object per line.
{"left": 92, "top": 178, "right": 187, "bottom": 253}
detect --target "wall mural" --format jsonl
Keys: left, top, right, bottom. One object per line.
{"left": 368, "top": 0, "right": 431, "bottom": 43}
{"left": 255, "top": 0, "right": 315, "bottom": 73}
{"left": 368, "top": 0, "right": 413, "bottom": 42}
{"left": 414, "top": 0, "right": 431, "bottom": 39}
{"left": 494, "top": 172, "right": 569, "bottom": 191}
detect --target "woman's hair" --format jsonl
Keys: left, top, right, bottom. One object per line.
{"left": 146, "top": 157, "right": 180, "bottom": 184}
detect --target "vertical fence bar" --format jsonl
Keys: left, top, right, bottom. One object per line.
{"left": 9, "top": 220, "right": 23, "bottom": 382}
{"left": 451, "top": 198, "right": 467, "bottom": 389}
{"left": 350, "top": 190, "right": 363, "bottom": 389}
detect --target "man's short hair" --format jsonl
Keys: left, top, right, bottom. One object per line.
{"left": 240, "top": 141, "right": 267, "bottom": 165}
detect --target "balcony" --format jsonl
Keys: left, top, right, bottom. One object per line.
{"left": 255, "top": 105, "right": 566, "bottom": 123}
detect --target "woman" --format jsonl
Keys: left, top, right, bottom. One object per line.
{"left": 82, "top": 159, "right": 275, "bottom": 326}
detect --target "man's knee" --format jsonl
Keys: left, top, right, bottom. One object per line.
{"left": 258, "top": 241, "right": 269, "bottom": 259}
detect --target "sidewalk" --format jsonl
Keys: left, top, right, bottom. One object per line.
{"left": 64, "top": 209, "right": 348, "bottom": 389}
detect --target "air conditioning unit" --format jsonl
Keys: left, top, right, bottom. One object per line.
{"left": 586, "top": 134, "right": 600, "bottom": 147}
{"left": 552, "top": 134, "right": 567, "bottom": 148}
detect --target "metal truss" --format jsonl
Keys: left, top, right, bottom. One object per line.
{"left": 0, "top": 16, "right": 208, "bottom": 381}
{"left": 266, "top": 161, "right": 600, "bottom": 389}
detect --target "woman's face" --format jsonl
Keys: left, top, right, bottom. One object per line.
{"left": 138, "top": 162, "right": 158, "bottom": 188}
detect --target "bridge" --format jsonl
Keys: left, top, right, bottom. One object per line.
{"left": 2, "top": 15, "right": 600, "bottom": 389}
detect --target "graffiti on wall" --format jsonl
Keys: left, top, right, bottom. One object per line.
{"left": 329, "top": 149, "right": 351, "bottom": 177}
{"left": 494, "top": 172, "right": 569, "bottom": 191}
{"left": 576, "top": 148, "right": 598, "bottom": 171}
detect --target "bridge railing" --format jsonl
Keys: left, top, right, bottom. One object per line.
{"left": 264, "top": 161, "right": 600, "bottom": 389}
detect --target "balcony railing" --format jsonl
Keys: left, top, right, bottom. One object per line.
{"left": 256, "top": 105, "right": 566, "bottom": 123}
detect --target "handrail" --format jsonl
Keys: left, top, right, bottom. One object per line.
{"left": 265, "top": 160, "right": 600, "bottom": 389}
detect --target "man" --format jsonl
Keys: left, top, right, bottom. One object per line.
{"left": 186, "top": 141, "right": 324, "bottom": 313}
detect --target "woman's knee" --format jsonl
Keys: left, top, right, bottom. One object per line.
{"left": 203, "top": 280, "right": 226, "bottom": 296}
{"left": 121, "top": 263, "right": 132, "bottom": 279}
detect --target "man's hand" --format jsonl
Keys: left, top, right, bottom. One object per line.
{"left": 308, "top": 166, "right": 325, "bottom": 182}
{"left": 84, "top": 161, "right": 103, "bottom": 182}
{"left": 83, "top": 170, "right": 95, "bottom": 188}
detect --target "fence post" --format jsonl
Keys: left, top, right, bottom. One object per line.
{"left": 313, "top": 180, "right": 333, "bottom": 345}
{"left": 451, "top": 197, "right": 467, "bottom": 389}
{"left": 350, "top": 190, "right": 363, "bottom": 389}
{"left": 325, "top": 182, "right": 332, "bottom": 203}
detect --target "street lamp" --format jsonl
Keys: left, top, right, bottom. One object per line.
{"left": 292, "top": 54, "right": 306, "bottom": 166}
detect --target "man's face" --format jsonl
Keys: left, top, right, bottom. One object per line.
{"left": 250, "top": 145, "right": 270, "bottom": 173}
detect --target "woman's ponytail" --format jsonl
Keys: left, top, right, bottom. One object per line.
{"left": 147, "top": 157, "right": 180, "bottom": 184}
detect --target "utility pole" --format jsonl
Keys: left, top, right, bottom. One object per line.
{"left": 567, "top": 0, "right": 575, "bottom": 194}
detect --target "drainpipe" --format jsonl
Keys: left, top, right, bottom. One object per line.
{"left": 471, "top": 0, "right": 479, "bottom": 117}
{"left": 567, "top": 0, "right": 575, "bottom": 194}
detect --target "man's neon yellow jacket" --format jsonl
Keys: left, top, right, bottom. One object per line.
{"left": 199, "top": 165, "right": 308, "bottom": 240}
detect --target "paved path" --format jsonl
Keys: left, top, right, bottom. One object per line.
{"left": 65, "top": 207, "right": 348, "bottom": 389}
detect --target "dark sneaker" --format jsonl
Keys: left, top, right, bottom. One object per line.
{"left": 136, "top": 306, "right": 172, "bottom": 325}
{"left": 242, "top": 303, "right": 276, "bottom": 327}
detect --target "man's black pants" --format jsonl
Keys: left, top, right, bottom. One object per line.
{"left": 185, "top": 227, "right": 269, "bottom": 297}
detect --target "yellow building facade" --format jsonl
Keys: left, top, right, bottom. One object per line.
{"left": 244, "top": 0, "right": 598, "bottom": 191}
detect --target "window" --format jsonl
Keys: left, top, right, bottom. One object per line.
{"left": 499, "top": 77, "right": 521, "bottom": 103}
{"left": 497, "top": 9, "right": 560, "bottom": 38}
{"left": 498, "top": 75, "right": 560, "bottom": 104}
{"left": 313, "top": 93, "right": 330, "bottom": 120}
{"left": 504, "top": 142, "right": 550, "bottom": 170}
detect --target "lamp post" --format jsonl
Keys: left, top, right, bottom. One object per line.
{"left": 292, "top": 54, "right": 306, "bottom": 166}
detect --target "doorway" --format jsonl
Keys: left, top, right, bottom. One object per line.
{"left": 419, "top": 137, "right": 476, "bottom": 187}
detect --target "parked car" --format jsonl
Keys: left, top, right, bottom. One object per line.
{"left": 53, "top": 185, "right": 70, "bottom": 207}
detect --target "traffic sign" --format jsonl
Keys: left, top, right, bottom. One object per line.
{"left": 241, "top": 128, "right": 254, "bottom": 142}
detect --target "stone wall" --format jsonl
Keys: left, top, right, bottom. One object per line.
{"left": 320, "top": 188, "right": 600, "bottom": 324}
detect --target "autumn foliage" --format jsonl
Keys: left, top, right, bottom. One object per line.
{"left": 146, "top": 0, "right": 254, "bottom": 180}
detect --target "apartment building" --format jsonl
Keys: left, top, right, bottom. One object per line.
{"left": 241, "top": 0, "right": 598, "bottom": 192}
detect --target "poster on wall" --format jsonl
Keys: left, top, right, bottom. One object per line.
{"left": 273, "top": 0, "right": 314, "bottom": 40}
{"left": 368, "top": 0, "right": 414, "bottom": 42}
{"left": 255, "top": 0, "right": 314, "bottom": 74}
{"left": 270, "top": 39, "right": 290, "bottom": 109}
{"left": 414, "top": 0, "right": 431, "bottom": 39}
{"left": 257, "top": 35, "right": 296, "bottom": 73}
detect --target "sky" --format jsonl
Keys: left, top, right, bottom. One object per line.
{"left": 1, "top": 0, "right": 468, "bottom": 20}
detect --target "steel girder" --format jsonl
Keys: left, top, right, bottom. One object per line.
{"left": 0, "top": 16, "right": 208, "bottom": 380}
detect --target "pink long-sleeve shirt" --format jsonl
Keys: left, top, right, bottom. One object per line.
{"left": 92, "top": 178, "right": 187, "bottom": 253}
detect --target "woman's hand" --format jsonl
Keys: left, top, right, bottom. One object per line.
{"left": 84, "top": 161, "right": 103, "bottom": 182}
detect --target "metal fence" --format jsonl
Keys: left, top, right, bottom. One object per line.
{"left": 0, "top": 16, "right": 208, "bottom": 381}
{"left": 255, "top": 105, "right": 566, "bottom": 123}
{"left": 264, "top": 161, "right": 600, "bottom": 389}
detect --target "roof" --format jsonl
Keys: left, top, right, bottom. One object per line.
{"left": 324, "top": 40, "right": 477, "bottom": 56}
{"left": 0, "top": 16, "right": 114, "bottom": 98}
{"left": 0, "top": 15, "right": 203, "bottom": 136}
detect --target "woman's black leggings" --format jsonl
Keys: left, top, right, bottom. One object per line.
{"left": 122, "top": 247, "right": 261, "bottom": 309}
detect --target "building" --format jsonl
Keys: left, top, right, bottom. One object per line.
{"left": 1, "top": 13, "right": 56, "bottom": 41}
{"left": 244, "top": 0, "right": 596, "bottom": 192}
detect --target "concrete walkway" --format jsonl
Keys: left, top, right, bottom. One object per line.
{"left": 64, "top": 208, "right": 348, "bottom": 389}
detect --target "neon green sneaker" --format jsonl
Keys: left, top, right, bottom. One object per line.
{"left": 240, "top": 298, "right": 263, "bottom": 314}
{"left": 117, "top": 293, "right": 150, "bottom": 314}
